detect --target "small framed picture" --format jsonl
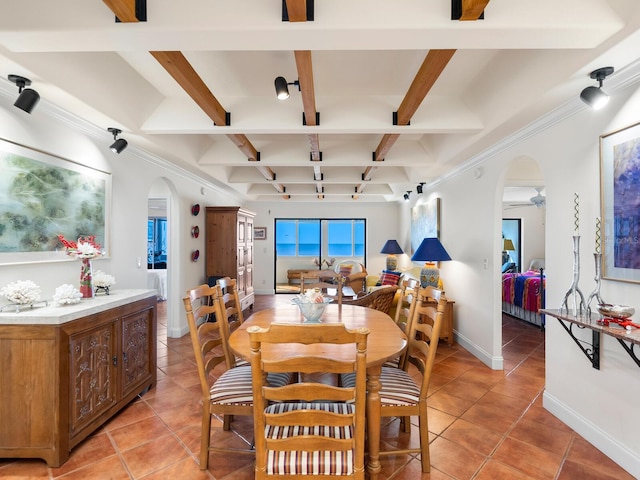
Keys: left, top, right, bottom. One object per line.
{"left": 254, "top": 227, "right": 267, "bottom": 240}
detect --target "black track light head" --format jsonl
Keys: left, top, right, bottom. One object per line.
{"left": 108, "top": 127, "right": 128, "bottom": 154}
{"left": 580, "top": 66, "right": 614, "bottom": 110}
{"left": 8, "top": 74, "right": 40, "bottom": 114}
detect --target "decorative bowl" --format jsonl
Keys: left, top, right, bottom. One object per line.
{"left": 597, "top": 304, "right": 635, "bottom": 319}
{"left": 292, "top": 297, "right": 333, "bottom": 322}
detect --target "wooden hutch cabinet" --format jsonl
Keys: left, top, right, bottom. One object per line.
{"left": 205, "top": 206, "right": 255, "bottom": 311}
{"left": 0, "top": 291, "right": 157, "bottom": 467}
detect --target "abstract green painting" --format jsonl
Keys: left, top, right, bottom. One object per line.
{"left": 0, "top": 140, "right": 110, "bottom": 264}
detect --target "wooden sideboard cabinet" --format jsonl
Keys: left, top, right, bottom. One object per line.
{"left": 205, "top": 206, "right": 255, "bottom": 311}
{"left": 0, "top": 292, "right": 157, "bottom": 467}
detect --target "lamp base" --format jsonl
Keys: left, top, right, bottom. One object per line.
{"left": 386, "top": 255, "right": 398, "bottom": 272}
{"left": 420, "top": 263, "right": 440, "bottom": 288}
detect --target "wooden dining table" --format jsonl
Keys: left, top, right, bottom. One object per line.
{"left": 228, "top": 303, "right": 407, "bottom": 479}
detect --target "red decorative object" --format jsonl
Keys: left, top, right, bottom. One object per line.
{"left": 191, "top": 249, "right": 200, "bottom": 262}
{"left": 191, "top": 225, "right": 199, "bottom": 238}
{"left": 191, "top": 204, "right": 200, "bottom": 216}
{"left": 79, "top": 258, "right": 93, "bottom": 298}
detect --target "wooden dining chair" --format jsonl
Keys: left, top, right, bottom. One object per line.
{"left": 183, "top": 284, "right": 292, "bottom": 469}
{"left": 301, "top": 270, "right": 345, "bottom": 306}
{"left": 248, "top": 323, "right": 370, "bottom": 479}
{"left": 383, "top": 280, "right": 419, "bottom": 369}
{"left": 340, "top": 286, "right": 446, "bottom": 473}
{"left": 378, "top": 286, "right": 446, "bottom": 472}
{"left": 215, "top": 277, "right": 244, "bottom": 334}
{"left": 342, "top": 285, "right": 398, "bottom": 315}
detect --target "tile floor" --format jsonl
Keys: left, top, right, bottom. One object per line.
{"left": 0, "top": 295, "right": 635, "bottom": 479}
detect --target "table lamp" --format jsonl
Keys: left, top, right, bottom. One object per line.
{"left": 411, "top": 237, "right": 452, "bottom": 288}
{"left": 380, "top": 239, "right": 403, "bottom": 271}
{"left": 502, "top": 238, "right": 515, "bottom": 264}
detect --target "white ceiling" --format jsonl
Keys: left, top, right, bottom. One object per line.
{"left": 1, "top": 0, "right": 640, "bottom": 202}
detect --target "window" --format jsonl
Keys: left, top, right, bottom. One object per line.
{"left": 275, "top": 219, "right": 366, "bottom": 258}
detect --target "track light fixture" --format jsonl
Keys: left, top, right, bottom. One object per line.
{"left": 8, "top": 74, "right": 40, "bottom": 114}
{"left": 274, "top": 76, "right": 300, "bottom": 100}
{"left": 580, "top": 66, "right": 614, "bottom": 110}
{"left": 416, "top": 182, "right": 426, "bottom": 194}
{"left": 403, "top": 191, "right": 411, "bottom": 202}
{"left": 107, "top": 128, "right": 128, "bottom": 154}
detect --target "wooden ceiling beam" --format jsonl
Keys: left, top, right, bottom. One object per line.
{"left": 284, "top": 0, "right": 308, "bottom": 22}
{"left": 396, "top": 49, "right": 456, "bottom": 126}
{"left": 151, "top": 51, "right": 230, "bottom": 127}
{"left": 226, "top": 134, "right": 259, "bottom": 161}
{"left": 102, "top": 0, "right": 138, "bottom": 22}
{"left": 294, "top": 50, "right": 322, "bottom": 163}
{"left": 373, "top": 134, "right": 400, "bottom": 162}
{"left": 460, "top": 0, "right": 490, "bottom": 21}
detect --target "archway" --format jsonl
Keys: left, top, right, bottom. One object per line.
{"left": 500, "top": 156, "right": 546, "bottom": 330}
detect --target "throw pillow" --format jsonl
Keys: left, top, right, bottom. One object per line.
{"left": 379, "top": 270, "right": 401, "bottom": 286}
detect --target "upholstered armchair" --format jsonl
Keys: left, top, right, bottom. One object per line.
{"left": 334, "top": 261, "right": 368, "bottom": 293}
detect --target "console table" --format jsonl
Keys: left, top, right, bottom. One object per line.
{"left": 542, "top": 308, "right": 640, "bottom": 370}
{"left": 0, "top": 289, "right": 157, "bottom": 467}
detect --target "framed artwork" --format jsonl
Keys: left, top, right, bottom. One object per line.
{"left": 254, "top": 227, "right": 267, "bottom": 240}
{"left": 0, "top": 139, "right": 111, "bottom": 265}
{"left": 410, "top": 198, "right": 441, "bottom": 254}
{"left": 601, "top": 122, "right": 640, "bottom": 282}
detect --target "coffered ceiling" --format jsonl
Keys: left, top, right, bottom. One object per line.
{"left": 1, "top": 1, "right": 640, "bottom": 202}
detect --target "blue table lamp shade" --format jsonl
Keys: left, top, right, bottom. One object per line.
{"left": 411, "top": 237, "right": 452, "bottom": 288}
{"left": 380, "top": 239, "right": 404, "bottom": 271}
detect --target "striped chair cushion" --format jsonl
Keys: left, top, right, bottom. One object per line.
{"left": 382, "top": 356, "right": 401, "bottom": 368}
{"left": 341, "top": 367, "right": 420, "bottom": 406}
{"left": 263, "top": 402, "right": 355, "bottom": 475}
{"left": 210, "top": 366, "right": 292, "bottom": 405}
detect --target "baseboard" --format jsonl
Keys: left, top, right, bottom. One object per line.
{"left": 455, "top": 331, "right": 503, "bottom": 370}
{"left": 543, "top": 391, "right": 640, "bottom": 478}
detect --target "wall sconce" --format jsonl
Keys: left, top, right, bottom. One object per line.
{"left": 580, "top": 66, "right": 614, "bottom": 110}
{"left": 8, "top": 74, "right": 40, "bottom": 114}
{"left": 107, "top": 128, "right": 128, "bottom": 154}
{"left": 274, "top": 76, "right": 300, "bottom": 100}
{"left": 403, "top": 191, "right": 411, "bottom": 202}
{"left": 416, "top": 182, "right": 425, "bottom": 194}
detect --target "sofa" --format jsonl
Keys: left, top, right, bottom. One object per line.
{"left": 366, "top": 266, "right": 444, "bottom": 318}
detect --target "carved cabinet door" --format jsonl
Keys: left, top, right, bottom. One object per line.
{"left": 121, "top": 307, "right": 154, "bottom": 398}
{"left": 69, "top": 319, "right": 118, "bottom": 438}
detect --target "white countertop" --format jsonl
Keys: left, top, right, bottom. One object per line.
{"left": 0, "top": 289, "right": 156, "bottom": 325}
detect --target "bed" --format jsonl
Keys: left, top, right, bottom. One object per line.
{"left": 147, "top": 269, "right": 167, "bottom": 301}
{"left": 502, "top": 259, "right": 545, "bottom": 328}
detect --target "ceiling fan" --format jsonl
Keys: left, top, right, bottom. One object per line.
{"left": 505, "top": 187, "right": 546, "bottom": 209}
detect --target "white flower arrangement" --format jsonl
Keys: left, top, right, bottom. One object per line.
{"left": 53, "top": 284, "right": 83, "bottom": 305}
{"left": 1, "top": 280, "right": 42, "bottom": 305}
{"left": 93, "top": 270, "right": 116, "bottom": 288}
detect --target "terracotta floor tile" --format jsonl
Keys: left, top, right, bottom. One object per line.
{"left": 429, "top": 436, "right": 487, "bottom": 480}
{"left": 49, "top": 433, "right": 116, "bottom": 478}
{"left": 565, "top": 436, "right": 636, "bottom": 479}
{"left": 104, "top": 400, "right": 156, "bottom": 431}
{"left": 388, "top": 457, "right": 456, "bottom": 479}
{"left": 474, "top": 459, "right": 539, "bottom": 480}
{"left": 435, "top": 377, "right": 492, "bottom": 402}
{"left": 557, "top": 459, "right": 633, "bottom": 480}
{"left": 52, "top": 455, "right": 129, "bottom": 480}
{"left": 120, "top": 434, "right": 190, "bottom": 478}
{"left": 138, "top": 456, "right": 213, "bottom": 479}
{"left": 109, "top": 416, "right": 173, "bottom": 452}
{"left": 508, "top": 418, "right": 572, "bottom": 456}
{"left": 156, "top": 401, "right": 202, "bottom": 432}
{"left": 427, "top": 389, "right": 476, "bottom": 416}
{"left": 521, "top": 404, "right": 573, "bottom": 432}
{"left": 491, "top": 437, "right": 563, "bottom": 479}
{"left": 440, "top": 418, "right": 503, "bottom": 456}
{"left": 0, "top": 459, "right": 50, "bottom": 478}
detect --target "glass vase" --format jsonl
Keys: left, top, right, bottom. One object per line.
{"left": 79, "top": 258, "right": 94, "bottom": 298}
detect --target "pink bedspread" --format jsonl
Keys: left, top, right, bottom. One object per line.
{"left": 502, "top": 271, "right": 545, "bottom": 312}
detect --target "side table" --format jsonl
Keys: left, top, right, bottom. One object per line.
{"left": 426, "top": 297, "right": 455, "bottom": 346}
